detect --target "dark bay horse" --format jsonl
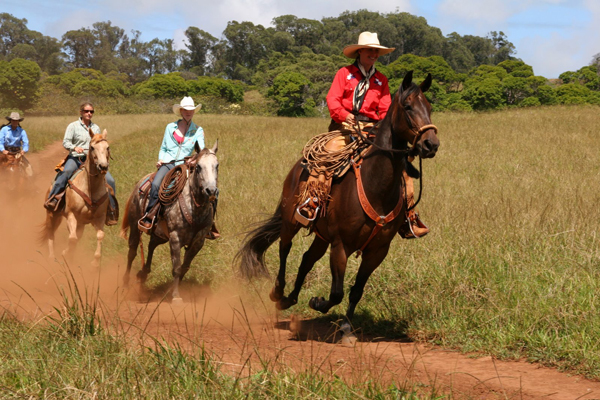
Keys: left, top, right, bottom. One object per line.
{"left": 120, "top": 141, "right": 218, "bottom": 302}
{"left": 237, "top": 71, "right": 440, "bottom": 335}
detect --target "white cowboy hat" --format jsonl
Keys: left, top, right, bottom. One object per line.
{"left": 173, "top": 96, "right": 201, "bottom": 116}
{"left": 5, "top": 112, "right": 24, "bottom": 122}
{"left": 343, "top": 31, "right": 395, "bottom": 59}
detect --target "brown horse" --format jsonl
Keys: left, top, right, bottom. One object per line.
{"left": 0, "top": 150, "right": 32, "bottom": 193}
{"left": 120, "top": 141, "right": 219, "bottom": 302}
{"left": 237, "top": 71, "right": 440, "bottom": 335}
{"left": 41, "top": 129, "right": 111, "bottom": 267}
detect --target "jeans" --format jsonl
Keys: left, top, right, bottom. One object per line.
{"left": 145, "top": 163, "right": 175, "bottom": 214}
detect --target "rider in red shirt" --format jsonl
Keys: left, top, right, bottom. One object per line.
{"left": 326, "top": 32, "right": 428, "bottom": 238}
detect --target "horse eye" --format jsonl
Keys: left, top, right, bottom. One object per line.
{"left": 404, "top": 105, "right": 412, "bottom": 111}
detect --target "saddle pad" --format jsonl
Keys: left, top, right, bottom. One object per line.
{"left": 138, "top": 172, "right": 157, "bottom": 196}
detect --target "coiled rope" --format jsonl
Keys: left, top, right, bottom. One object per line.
{"left": 159, "top": 164, "right": 188, "bottom": 205}
{"left": 302, "top": 130, "right": 365, "bottom": 175}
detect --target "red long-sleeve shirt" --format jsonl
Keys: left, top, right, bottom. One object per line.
{"left": 326, "top": 64, "right": 392, "bottom": 123}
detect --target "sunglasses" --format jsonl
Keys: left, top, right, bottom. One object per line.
{"left": 82, "top": 109, "right": 95, "bottom": 114}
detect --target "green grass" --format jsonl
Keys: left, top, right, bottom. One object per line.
{"left": 5, "top": 105, "right": 600, "bottom": 395}
{"left": 102, "top": 106, "right": 600, "bottom": 378}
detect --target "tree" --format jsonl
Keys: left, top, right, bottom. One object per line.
{"left": 220, "top": 21, "right": 273, "bottom": 81}
{"left": 183, "top": 27, "right": 217, "bottom": 75}
{"left": 462, "top": 77, "right": 505, "bottom": 110}
{"left": 272, "top": 15, "right": 323, "bottom": 54}
{"left": 62, "top": 28, "right": 96, "bottom": 69}
{"left": 0, "top": 13, "right": 32, "bottom": 58}
{"left": 488, "top": 31, "right": 516, "bottom": 64}
{"left": 132, "top": 72, "right": 187, "bottom": 99}
{"left": 267, "top": 71, "right": 314, "bottom": 116}
{"left": 0, "top": 58, "right": 41, "bottom": 109}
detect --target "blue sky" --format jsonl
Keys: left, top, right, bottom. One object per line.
{"left": 2, "top": 0, "right": 598, "bottom": 78}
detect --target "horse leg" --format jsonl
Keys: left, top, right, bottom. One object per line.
{"left": 136, "top": 234, "right": 163, "bottom": 284}
{"left": 277, "top": 236, "right": 329, "bottom": 310}
{"left": 91, "top": 218, "right": 105, "bottom": 268}
{"left": 309, "top": 241, "right": 349, "bottom": 314}
{"left": 46, "top": 212, "right": 62, "bottom": 260}
{"left": 269, "top": 221, "right": 301, "bottom": 302}
{"left": 62, "top": 213, "right": 81, "bottom": 260}
{"left": 175, "top": 234, "right": 207, "bottom": 299}
{"left": 345, "top": 246, "right": 390, "bottom": 324}
{"left": 167, "top": 233, "right": 184, "bottom": 301}
{"left": 123, "top": 228, "right": 140, "bottom": 287}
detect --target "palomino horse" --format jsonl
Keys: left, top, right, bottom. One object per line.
{"left": 41, "top": 129, "right": 111, "bottom": 267}
{"left": 120, "top": 141, "right": 218, "bottom": 302}
{"left": 237, "top": 71, "right": 440, "bottom": 336}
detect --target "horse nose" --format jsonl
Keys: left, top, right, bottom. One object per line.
{"left": 204, "top": 186, "right": 217, "bottom": 197}
{"left": 422, "top": 138, "right": 439, "bottom": 156}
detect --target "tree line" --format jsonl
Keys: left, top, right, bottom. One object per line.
{"left": 0, "top": 10, "right": 599, "bottom": 115}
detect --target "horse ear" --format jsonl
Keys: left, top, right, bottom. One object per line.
{"left": 194, "top": 140, "right": 201, "bottom": 154}
{"left": 88, "top": 127, "right": 95, "bottom": 139}
{"left": 420, "top": 73, "right": 432, "bottom": 93}
{"left": 211, "top": 139, "right": 218, "bottom": 154}
{"left": 402, "top": 71, "right": 414, "bottom": 91}
{"left": 101, "top": 129, "right": 107, "bottom": 140}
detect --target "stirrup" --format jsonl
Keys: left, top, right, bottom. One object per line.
{"left": 294, "top": 197, "right": 320, "bottom": 226}
{"left": 138, "top": 214, "right": 155, "bottom": 233}
{"left": 399, "top": 212, "right": 429, "bottom": 239}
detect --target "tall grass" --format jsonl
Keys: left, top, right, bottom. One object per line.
{"left": 4, "top": 105, "right": 600, "bottom": 394}
{"left": 101, "top": 105, "right": 600, "bottom": 378}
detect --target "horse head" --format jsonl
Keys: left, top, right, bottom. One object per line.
{"left": 88, "top": 128, "right": 110, "bottom": 174}
{"left": 390, "top": 71, "right": 440, "bottom": 159}
{"left": 188, "top": 140, "right": 219, "bottom": 201}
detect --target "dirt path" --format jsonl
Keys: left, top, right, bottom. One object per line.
{"left": 1, "top": 143, "right": 600, "bottom": 399}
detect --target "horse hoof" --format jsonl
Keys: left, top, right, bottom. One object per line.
{"left": 340, "top": 323, "right": 356, "bottom": 347}
{"left": 269, "top": 287, "right": 283, "bottom": 302}
{"left": 171, "top": 297, "right": 184, "bottom": 306}
{"left": 276, "top": 297, "right": 297, "bottom": 311}
{"left": 308, "top": 296, "right": 325, "bottom": 312}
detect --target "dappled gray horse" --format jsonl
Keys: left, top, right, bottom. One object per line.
{"left": 120, "top": 141, "right": 219, "bottom": 301}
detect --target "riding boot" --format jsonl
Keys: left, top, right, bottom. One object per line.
{"left": 105, "top": 194, "right": 119, "bottom": 226}
{"left": 44, "top": 191, "right": 65, "bottom": 212}
{"left": 398, "top": 173, "right": 429, "bottom": 239}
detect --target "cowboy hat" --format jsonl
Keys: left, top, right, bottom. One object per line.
{"left": 173, "top": 96, "right": 201, "bottom": 116}
{"left": 5, "top": 112, "right": 24, "bottom": 122}
{"left": 343, "top": 31, "right": 395, "bottom": 59}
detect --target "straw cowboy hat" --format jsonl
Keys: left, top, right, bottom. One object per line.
{"left": 343, "top": 31, "right": 395, "bottom": 59}
{"left": 5, "top": 112, "right": 24, "bottom": 122}
{"left": 173, "top": 96, "right": 201, "bottom": 116}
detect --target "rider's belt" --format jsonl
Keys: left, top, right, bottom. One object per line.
{"left": 6, "top": 146, "right": 21, "bottom": 152}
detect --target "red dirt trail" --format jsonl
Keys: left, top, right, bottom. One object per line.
{"left": 1, "top": 142, "right": 600, "bottom": 399}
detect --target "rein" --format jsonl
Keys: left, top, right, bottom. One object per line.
{"left": 68, "top": 141, "right": 110, "bottom": 212}
{"left": 349, "top": 91, "right": 437, "bottom": 253}
{"left": 159, "top": 161, "right": 207, "bottom": 225}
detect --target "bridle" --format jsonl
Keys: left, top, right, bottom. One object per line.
{"left": 87, "top": 139, "right": 110, "bottom": 177}
{"left": 352, "top": 90, "right": 438, "bottom": 155}
{"left": 351, "top": 87, "right": 438, "bottom": 212}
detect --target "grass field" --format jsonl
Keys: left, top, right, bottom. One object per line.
{"left": 3, "top": 105, "right": 600, "bottom": 396}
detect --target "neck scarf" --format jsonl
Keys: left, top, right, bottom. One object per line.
{"left": 352, "top": 59, "right": 376, "bottom": 115}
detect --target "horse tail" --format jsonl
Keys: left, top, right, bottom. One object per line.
{"left": 38, "top": 210, "right": 58, "bottom": 246}
{"left": 119, "top": 191, "right": 134, "bottom": 240}
{"left": 235, "top": 200, "right": 283, "bottom": 280}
